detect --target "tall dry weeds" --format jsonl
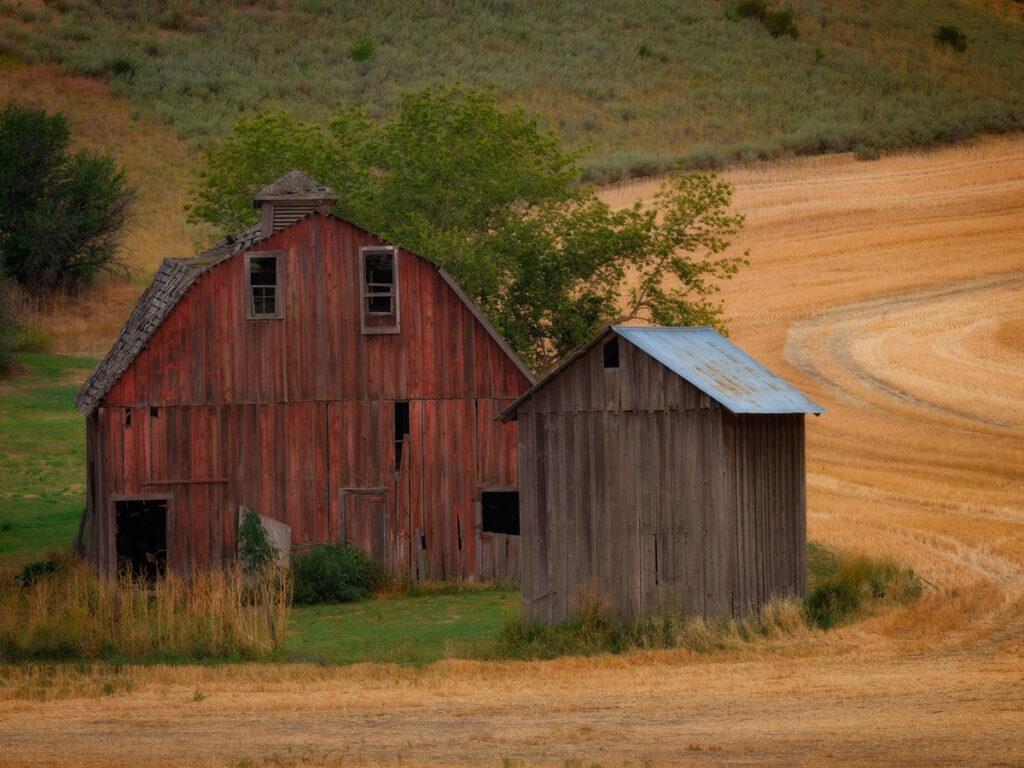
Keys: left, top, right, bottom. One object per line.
{"left": 0, "top": 555, "right": 290, "bottom": 662}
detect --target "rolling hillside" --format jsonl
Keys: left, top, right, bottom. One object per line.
{"left": 1, "top": 0, "right": 1022, "bottom": 352}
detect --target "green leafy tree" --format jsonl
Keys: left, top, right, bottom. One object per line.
{"left": 0, "top": 103, "right": 136, "bottom": 293}
{"left": 189, "top": 85, "right": 747, "bottom": 370}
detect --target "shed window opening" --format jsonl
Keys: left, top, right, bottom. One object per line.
{"left": 247, "top": 255, "right": 280, "bottom": 318}
{"left": 603, "top": 337, "right": 620, "bottom": 368}
{"left": 364, "top": 251, "right": 395, "bottom": 315}
{"left": 481, "top": 491, "right": 520, "bottom": 536}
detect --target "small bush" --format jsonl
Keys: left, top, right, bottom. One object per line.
{"left": 763, "top": 9, "right": 798, "bottom": 39}
{"left": 853, "top": 143, "right": 879, "bottom": 161}
{"left": 735, "top": 0, "right": 768, "bottom": 20}
{"left": 934, "top": 25, "right": 967, "bottom": 53}
{"left": 805, "top": 550, "right": 921, "bottom": 630}
{"left": 732, "top": 1, "right": 797, "bottom": 38}
{"left": 14, "top": 559, "right": 60, "bottom": 587}
{"left": 237, "top": 508, "right": 279, "bottom": 575}
{"left": 682, "top": 143, "right": 726, "bottom": 170}
{"left": 106, "top": 56, "right": 135, "bottom": 80}
{"left": 349, "top": 36, "right": 375, "bottom": 62}
{"left": 290, "top": 541, "right": 389, "bottom": 604}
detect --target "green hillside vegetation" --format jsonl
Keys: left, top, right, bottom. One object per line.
{"left": 1, "top": 0, "right": 1021, "bottom": 181}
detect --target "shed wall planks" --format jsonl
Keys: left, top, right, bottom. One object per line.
{"left": 516, "top": 332, "right": 809, "bottom": 624}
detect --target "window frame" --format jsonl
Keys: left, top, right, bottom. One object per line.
{"left": 245, "top": 251, "right": 284, "bottom": 320}
{"left": 359, "top": 245, "right": 400, "bottom": 334}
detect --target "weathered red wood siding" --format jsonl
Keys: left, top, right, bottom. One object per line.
{"left": 516, "top": 334, "right": 807, "bottom": 623}
{"left": 88, "top": 214, "right": 527, "bottom": 578}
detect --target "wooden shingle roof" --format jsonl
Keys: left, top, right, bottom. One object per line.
{"left": 252, "top": 170, "right": 337, "bottom": 205}
{"left": 74, "top": 222, "right": 263, "bottom": 416}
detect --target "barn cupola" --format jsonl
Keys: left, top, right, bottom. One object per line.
{"left": 253, "top": 170, "right": 338, "bottom": 238}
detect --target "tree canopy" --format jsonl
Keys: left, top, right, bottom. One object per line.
{"left": 189, "top": 85, "right": 747, "bottom": 371}
{"left": 0, "top": 103, "right": 135, "bottom": 294}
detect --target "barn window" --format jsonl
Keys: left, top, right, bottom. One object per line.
{"left": 360, "top": 246, "right": 399, "bottom": 334}
{"left": 481, "top": 491, "right": 520, "bottom": 536}
{"left": 603, "top": 337, "right": 619, "bottom": 368}
{"left": 394, "top": 401, "right": 410, "bottom": 471}
{"left": 245, "top": 251, "right": 283, "bottom": 319}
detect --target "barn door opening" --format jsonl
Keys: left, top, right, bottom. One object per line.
{"left": 340, "top": 488, "right": 391, "bottom": 570}
{"left": 115, "top": 497, "right": 168, "bottom": 580}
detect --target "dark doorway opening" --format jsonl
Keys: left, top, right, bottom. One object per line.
{"left": 115, "top": 498, "right": 168, "bottom": 581}
{"left": 481, "top": 491, "right": 520, "bottom": 536}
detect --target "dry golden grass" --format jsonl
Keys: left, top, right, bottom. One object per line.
{"left": 1, "top": 65, "right": 1023, "bottom": 763}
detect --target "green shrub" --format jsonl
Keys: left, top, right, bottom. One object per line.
{"left": 763, "top": 9, "right": 798, "bottom": 39}
{"left": 290, "top": 541, "right": 389, "bottom": 604}
{"left": 14, "top": 558, "right": 60, "bottom": 587}
{"left": 237, "top": 508, "right": 279, "bottom": 575}
{"left": 733, "top": 1, "right": 798, "bottom": 38}
{"left": 106, "top": 56, "right": 135, "bottom": 79}
{"left": 735, "top": 0, "right": 768, "bottom": 20}
{"left": 349, "top": 36, "right": 375, "bottom": 62}
{"left": 682, "top": 143, "right": 726, "bottom": 170}
{"left": 934, "top": 25, "right": 967, "bottom": 53}
{"left": 805, "top": 549, "right": 921, "bottom": 630}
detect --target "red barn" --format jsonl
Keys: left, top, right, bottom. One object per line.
{"left": 75, "top": 171, "right": 533, "bottom": 581}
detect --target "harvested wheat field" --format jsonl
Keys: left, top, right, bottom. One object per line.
{"left": 2, "top": 136, "right": 1023, "bottom": 768}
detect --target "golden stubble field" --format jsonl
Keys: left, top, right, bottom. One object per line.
{"left": 1, "top": 126, "right": 1023, "bottom": 765}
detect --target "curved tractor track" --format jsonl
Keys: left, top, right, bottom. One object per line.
{"left": 1, "top": 137, "right": 1023, "bottom": 768}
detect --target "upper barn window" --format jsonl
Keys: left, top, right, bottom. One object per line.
{"left": 245, "top": 251, "right": 283, "bottom": 319}
{"left": 360, "top": 246, "right": 399, "bottom": 334}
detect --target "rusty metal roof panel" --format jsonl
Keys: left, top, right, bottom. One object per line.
{"left": 614, "top": 326, "right": 825, "bottom": 414}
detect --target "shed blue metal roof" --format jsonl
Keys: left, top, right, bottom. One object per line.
{"left": 497, "top": 325, "right": 824, "bottom": 421}
{"left": 614, "top": 326, "right": 825, "bottom": 414}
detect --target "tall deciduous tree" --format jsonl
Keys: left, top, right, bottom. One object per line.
{"left": 189, "top": 85, "right": 746, "bottom": 370}
{"left": 0, "top": 103, "right": 135, "bottom": 294}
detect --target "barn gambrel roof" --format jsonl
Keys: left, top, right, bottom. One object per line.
{"left": 75, "top": 211, "right": 535, "bottom": 416}
{"left": 499, "top": 325, "right": 824, "bottom": 420}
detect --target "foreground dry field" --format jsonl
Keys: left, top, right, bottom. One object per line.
{"left": 2, "top": 136, "right": 1023, "bottom": 767}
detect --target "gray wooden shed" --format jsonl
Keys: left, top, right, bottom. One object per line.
{"left": 498, "top": 326, "right": 825, "bottom": 624}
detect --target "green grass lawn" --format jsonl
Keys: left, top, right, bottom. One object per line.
{"left": 287, "top": 588, "right": 520, "bottom": 665}
{"left": 0, "top": 354, "right": 96, "bottom": 565}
